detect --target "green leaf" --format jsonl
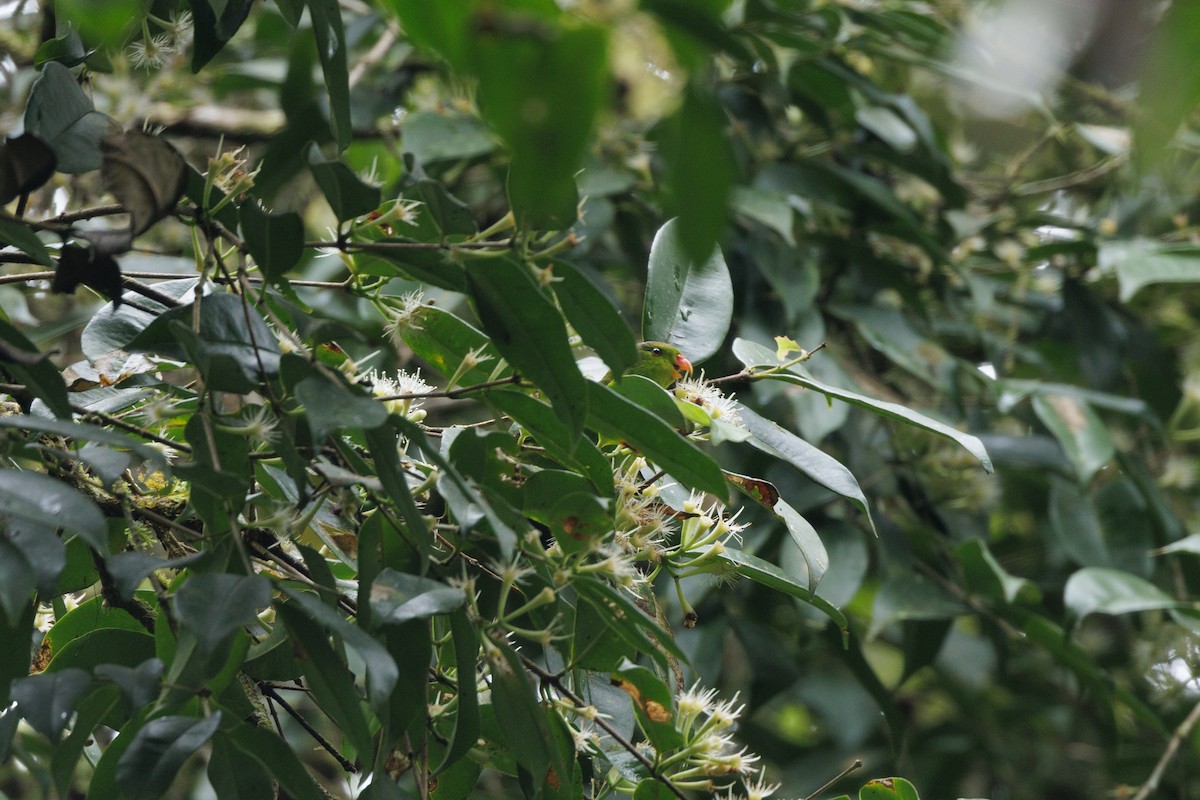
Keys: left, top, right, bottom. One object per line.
{"left": 611, "top": 374, "right": 685, "bottom": 430}
{"left": 187, "top": 0, "right": 254, "bottom": 70}
{"left": 775, "top": 499, "right": 829, "bottom": 591}
{"left": 416, "top": 177, "right": 477, "bottom": 235}
{"left": 280, "top": 587, "right": 400, "bottom": 715}
{"left": 642, "top": 217, "right": 733, "bottom": 365}
{"left": 0, "top": 471, "right": 108, "bottom": 555}
{"left": 174, "top": 573, "right": 271, "bottom": 656}
{"left": 734, "top": 338, "right": 993, "bottom": 472}
{"left": 295, "top": 373, "right": 389, "bottom": 442}
{"left": 661, "top": 86, "right": 735, "bottom": 265}
{"left": 105, "top": 551, "right": 204, "bottom": 599}
{"left": 1031, "top": 393, "right": 1114, "bottom": 485}
{"left": 115, "top": 712, "right": 222, "bottom": 800}
{"left": 399, "top": 305, "right": 506, "bottom": 386}
{"left": 1133, "top": 1, "right": 1200, "bottom": 167}
{"left": 369, "top": 568, "right": 466, "bottom": 625}
{"left": 717, "top": 547, "right": 848, "bottom": 633}
{"left": 8, "top": 520, "right": 66, "bottom": 598}
{"left": 226, "top": 725, "right": 327, "bottom": 800}
{"left": 435, "top": 609, "right": 480, "bottom": 774}
{"left": 401, "top": 110, "right": 495, "bottom": 165}
{"left": 585, "top": 380, "right": 726, "bottom": 497}
{"left": 550, "top": 259, "right": 638, "bottom": 377}
{"left": 129, "top": 292, "right": 281, "bottom": 393}
{"left": 474, "top": 20, "right": 608, "bottom": 228}
{"left": 46, "top": 628, "right": 156, "bottom": 674}
{"left": 0, "top": 538, "right": 36, "bottom": 626}
{"left": 612, "top": 660, "right": 684, "bottom": 752}
{"left": 208, "top": 732, "right": 275, "bottom": 800}
{"left": 868, "top": 572, "right": 964, "bottom": 639}
{"left": 276, "top": 599, "right": 375, "bottom": 758}
{"left": 573, "top": 576, "right": 688, "bottom": 673}
{"left": 0, "top": 316, "right": 72, "bottom": 417}
{"left": 305, "top": 0, "right": 352, "bottom": 149}
{"left": 34, "top": 24, "right": 92, "bottom": 68}
{"left": 94, "top": 659, "right": 164, "bottom": 713}
{"left": 484, "top": 635, "right": 566, "bottom": 789}
{"left": 0, "top": 215, "right": 52, "bottom": 266}
{"left": 485, "top": 389, "right": 613, "bottom": 494}
{"left": 11, "top": 668, "right": 92, "bottom": 740}
{"left": 859, "top": 777, "right": 922, "bottom": 800}
{"left": 23, "top": 62, "right": 119, "bottom": 173}
{"left": 466, "top": 257, "right": 589, "bottom": 436}
{"left": 1063, "top": 567, "right": 1192, "bottom": 625}
{"left": 306, "top": 142, "right": 380, "bottom": 220}
{"left": 955, "top": 539, "right": 1040, "bottom": 606}
{"left": 1098, "top": 238, "right": 1200, "bottom": 302}
{"left": 239, "top": 199, "right": 304, "bottom": 281}
{"left": 50, "top": 685, "right": 121, "bottom": 799}
{"left": 738, "top": 403, "right": 875, "bottom": 534}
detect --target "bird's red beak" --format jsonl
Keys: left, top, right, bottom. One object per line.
{"left": 675, "top": 352, "right": 693, "bottom": 376}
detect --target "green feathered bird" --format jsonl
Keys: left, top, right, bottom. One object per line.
{"left": 611, "top": 341, "right": 693, "bottom": 388}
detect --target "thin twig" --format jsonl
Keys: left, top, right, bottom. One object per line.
{"left": 74, "top": 406, "right": 194, "bottom": 455}
{"left": 1131, "top": 698, "right": 1200, "bottom": 800}
{"left": 802, "top": 758, "right": 863, "bottom": 800}
{"left": 379, "top": 374, "right": 522, "bottom": 402}
{"left": 260, "top": 682, "right": 358, "bottom": 774}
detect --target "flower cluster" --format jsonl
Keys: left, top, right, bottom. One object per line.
{"left": 365, "top": 369, "right": 434, "bottom": 422}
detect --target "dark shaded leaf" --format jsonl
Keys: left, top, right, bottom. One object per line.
{"left": 240, "top": 199, "right": 304, "bottom": 281}
{"left": 306, "top": 142, "right": 380, "bottom": 221}
{"left": 174, "top": 573, "right": 271, "bottom": 656}
{"left": 305, "top": 0, "right": 352, "bottom": 149}
{"left": 12, "top": 668, "right": 92, "bottom": 740}
{"left": 370, "top": 568, "right": 466, "bottom": 625}
{"left": 0, "top": 317, "right": 72, "bottom": 417}
{"left": 187, "top": 0, "right": 255, "bottom": 70}
{"left": 0, "top": 216, "right": 53, "bottom": 266}
{"left": 466, "top": 256, "right": 589, "bottom": 436}
{"left": 0, "top": 133, "right": 56, "bottom": 204}
{"left": 100, "top": 130, "right": 187, "bottom": 236}
{"left": 115, "top": 712, "right": 222, "bottom": 800}
{"left": 295, "top": 373, "right": 389, "bottom": 442}
{"left": 23, "top": 62, "right": 119, "bottom": 173}
{"left": 550, "top": 259, "right": 638, "bottom": 377}
{"left": 53, "top": 244, "right": 124, "bottom": 306}
{"left": 0, "top": 471, "right": 108, "bottom": 554}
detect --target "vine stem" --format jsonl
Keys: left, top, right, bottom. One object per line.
{"left": 1131, "top": 697, "right": 1200, "bottom": 800}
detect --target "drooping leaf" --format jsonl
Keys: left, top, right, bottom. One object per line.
{"left": 466, "top": 256, "right": 589, "bottom": 437}
{"left": 115, "top": 712, "right": 222, "bottom": 800}
{"left": 0, "top": 215, "right": 53, "bottom": 266}
{"left": 0, "top": 133, "right": 56, "bottom": 204}
{"left": 100, "top": 130, "right": 187, "bottom": 236}
{"left": 294, "top": 373, "right": 389, "bottom": 442}
{"left": 612, "top": 660, "right": 684, "bottom": 752}
{"left": 369, "top": 568, "right": 467, "bottom": 625}
{"left": 550, "top": 259, "right": 638, "bottom": 377}
{"left": 585, "top": 380, "right": 727, "bottom": 497}
{"left": 187, "top": 0, "right": 255, "bottom": 70}
{"left": 239, "top": 199, "right": 304, "bottom": 281}
{"left": 0, "top": 317, "right": 72, "bottom": 417}
{"left": 1063, "top": 567, "right": 1193, "bottom": 626}
{"left": 208, "top": 732, "right": 276, "bottom": 800}
{"left": 306, "top": 142, "right": 380, "bottom": 221}
{"left": 173, "top": 573, "right": 271, "bottom": 656}
{"left": 1032, "top": 393, "right": 1115, "bottom": 485}
{"left": 642, "top": 218, "right": 733, "bottom": 365}
{"left": 0, "top": 471, "right": 108, "bottom": 555}
{"left": 305, "top": 0, "right": 353, "bottom": 149}
{"left": 717, "top": 547, "right": 848, "bottom": 634}
{"left": 11, "top": 668, "right": 92, "bottom": 740}
{"left": 23, "top": 61, "right": 119, "bottom": 173}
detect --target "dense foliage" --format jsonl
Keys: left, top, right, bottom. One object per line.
{"left": 3, "top": 1, "right": 1200, "bottom": 799}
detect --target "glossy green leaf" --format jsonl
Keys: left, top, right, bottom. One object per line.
{"left": 435, "top": 609, "right": 480, "bottom": 774}
{"left": 734, "top": 338, "right": 993, "bottom": 472}
{"left": 306, "top": 142, "right": 380, "bottom": 220}
{"left": 11, "top": 668, "right": 92, "bottom": 740}
{"left": 0, "top": 215, "right": 52, "bottom": 266}
{"left": 105, "top": 551, "right": 205, "bottom": 599}
{"left": 115, "top": 712, "right": 222, "bottom": 800}
{"left": 0, "top": 538, "right": 36, "bottom": 626}
{"left": 717, "top": 547, "right": 848, "bottom": 633}
{"left": 129, "top": 292, "right": 281, "bottom": 393}
{"left": 859, "top": 776, "right": 922, "bottom": 800}
{"left": 1064, "top": 567, "right": 1192, "bottom": 624}
{"left": 738, "top": 403, "right": 874, "bottom": 534}
{"left": 240, "top": 199, "right": 304, "bottom": 280}
{"left": 94, "top": 659, "right": 164, "bottom": 713}
{"left": 612, "top": 660, "right": 684, "bottom": 752}
{"left": 573, "top": 576, "right": 688, "bottom": 672}
{"left": 401, "top": 110, "right": 495, "bottom": 164}
{"left": 550, "top": 259, "right": 638, "bottom": 377}
{"left": 0, "top": 471, "right": 108, "bottom": 554}
{"left": 611, "top": 374, "right": 685, "bottom": 430}
{"left": 485, "top": 635, "right": 566, "bottom": 789}
{"left": 386, "top": 0, "right": 471, "bottom": 71}
{"left": 23, "top": 61, "right": 118, "bottom": 173}
{"left": 585, "top": 380, "right": 726, "bottom": 497}
{"left": 7, "top": 520, "right": 66, "bottom": 598}
{"left": 467, "top": 257, "right": 588, "bottom": 436}
{"left": 174, "top": 573, "right": 271, "bottom": 656}
{"left": 369, "top": 568, "right": 466, "bottom": 625}
{"left": 46, "top": 628, "right": 157, "bottom": 674}
{"left": 0, "top": 316, "right": 72, "bottom": 417}
{"left": 1032, "top": 393, "right": 1114, "bottom": 485}
{"left": 400, "top": 305, "right": 506, "bottom": 387}
{"left": 417, "top": 177, "right": 477, "bottom": 235}
{"left": 642, "top": 218, "right": 733, "bottom": 365}
{"left": 1098, "top": 239, "right": 1200, "bottom": 302}
{"left": 50, "top": 685, "right": 121, "bottom": 800}
{"left": 775, "top": 499, "right": 829, "bottom": 590}
{"left": 295, "top": 373, "right": 389, "bottom": 442}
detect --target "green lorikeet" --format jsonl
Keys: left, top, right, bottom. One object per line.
{"left": 615, "top": 341, "right": 694, "bottom": 387}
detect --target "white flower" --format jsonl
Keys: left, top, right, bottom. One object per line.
{"left": 674, "top": 374, "right": 743, "bottom": 426}
{"left": 385, "top": 290, "right": 427, "bottom": 347}
{"left": 365, "top": 368, "right": 434, "bottom": 422}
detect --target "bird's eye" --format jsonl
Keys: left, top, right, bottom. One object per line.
{"left": 651, "top": 347, "right": 662, "bottom": 356}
